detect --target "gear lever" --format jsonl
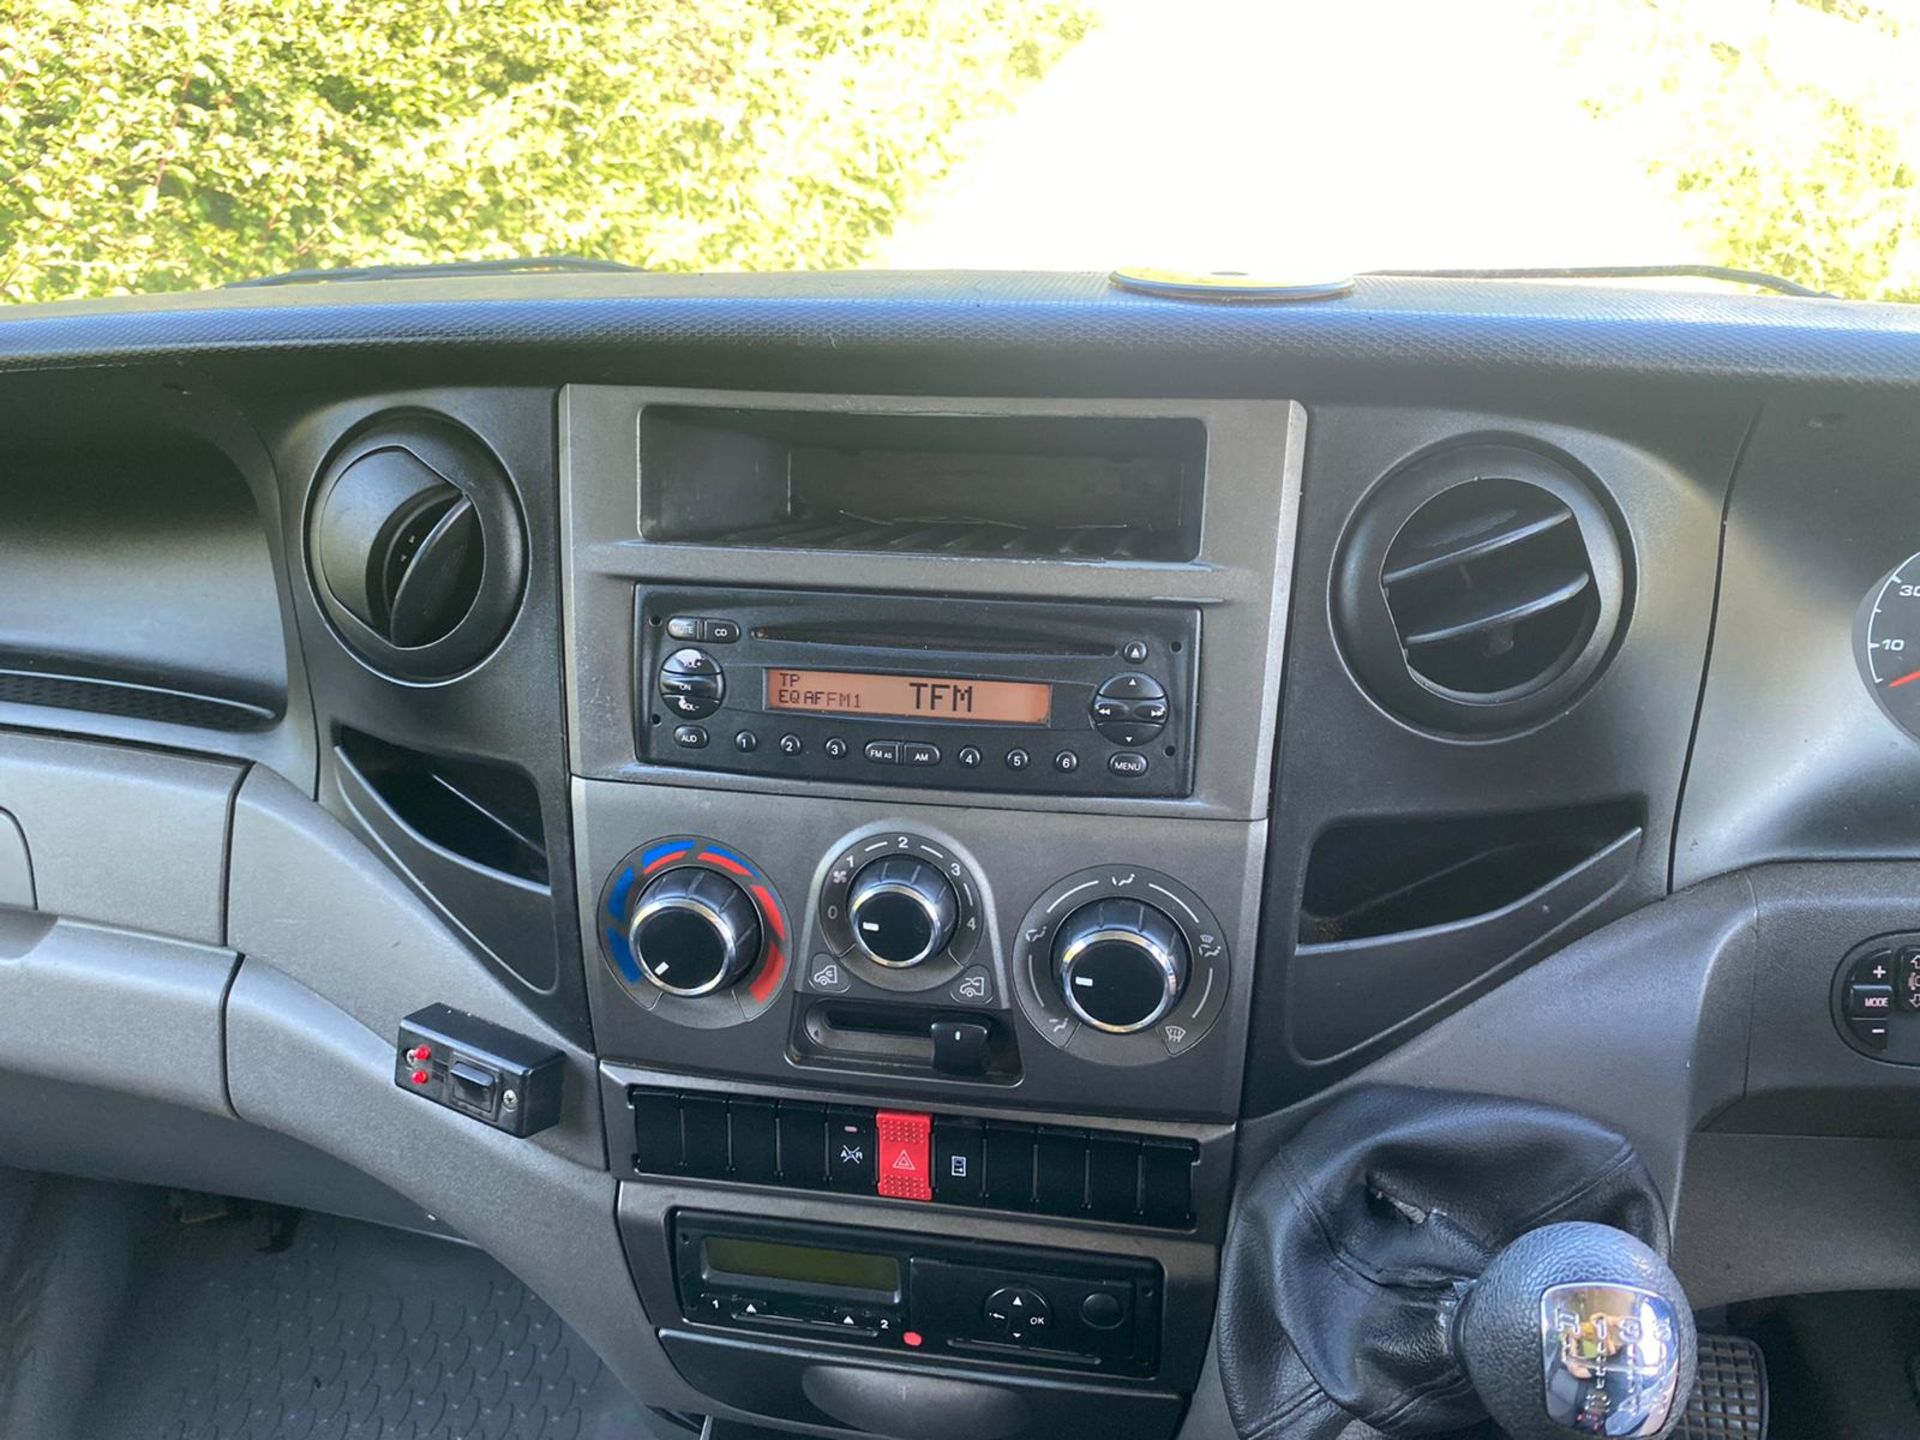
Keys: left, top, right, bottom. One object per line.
{"left": 1452, "top": 1222, "right": 1697, "bottom": 1439}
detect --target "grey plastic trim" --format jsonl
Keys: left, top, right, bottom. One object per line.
{"left": 226, "top": 766, "right": 604, "bottom": 1170}
{"left": 0, "top": 730, "right": 241, "bottom": 945}
{"left": 0, "top": 808, "right": 32, "bottom": 909}
{"left": 0, "top": 916, "right": 235, "bottom": 1113}
{"left": 558, "top": 387, "right": 1302, "bottom": 824}
{"left": 224, "top": 961, "right": 708, "bottom": 1416}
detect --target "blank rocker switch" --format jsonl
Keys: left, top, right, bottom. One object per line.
{"left": 395, "top": 1003, "right": 565, "bottom": 1139}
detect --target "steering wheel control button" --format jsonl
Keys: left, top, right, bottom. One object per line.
{"left": 1091, "top": 672, "right": 1169, "bottom": 745}
{"left": 1054, "top": 898, "right": 1190, "bottom": 1034}
{"left": 874, "top": 1109, "right": 933, "bottom": 1202}
{"left": 1854, "top": 1018, "right": 1893, "bottom": 1051}
{"left": 1900, "top": 946, "right": 1920, "bottom": 1011}
{"left": 628, "top": 867, "right": 763, "bottom": 997}
{"left": 847, "top": 855, "right": 959, "bottom": 967}
{"left": 1847, "top": 983, "right": 1895, "bottom": 1018}
{"left": 864, "top": 740, "right": 900, "bottom": 765}
{"left": 672, "top": 724, "right": 709, "bottom": 749}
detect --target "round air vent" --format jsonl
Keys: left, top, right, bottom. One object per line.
{"left": 309, "top": 417, "right": 526, "bottom": 681}
{"left": 1335, "top": 443, "right": 1628, "bottom": 734}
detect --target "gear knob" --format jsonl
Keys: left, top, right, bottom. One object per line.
{"left": 1453, "top": 1221, "right": 1696, "bottom": 1439}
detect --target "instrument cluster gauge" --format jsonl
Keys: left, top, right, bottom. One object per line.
{"left": 1858, "top": 551, "right": 1920, "bottom": 739}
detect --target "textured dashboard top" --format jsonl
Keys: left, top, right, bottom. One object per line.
{"left": 4, "top": 270, "right": 1920, "bottom": 398}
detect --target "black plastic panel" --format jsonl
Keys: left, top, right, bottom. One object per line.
{"left": 1246, "top": 401, "right": 1748, "bottom": 1112}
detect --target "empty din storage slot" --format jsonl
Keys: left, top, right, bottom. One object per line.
{"left": 638, "top": 405, "right": 1206, "bottom": 561}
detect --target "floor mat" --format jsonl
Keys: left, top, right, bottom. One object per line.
{"left": 85, "top": 1208, "right": 648, "bottom": 1440}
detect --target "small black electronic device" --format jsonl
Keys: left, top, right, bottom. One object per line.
{"left": 673, "top": 1212, "right": 1162, "bottom": 1376}
{"left": 395, "top": 1003, "right": 566, "bottom": 1138}
{"left": 635, "top": 587, "right": 1200, "bottom": 797}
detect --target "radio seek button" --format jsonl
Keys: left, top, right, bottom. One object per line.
{"left": 1107, "top": 752, "right": 1149, "bottom": 778}
{"left": 864, "top": 741, "right": 900, "bottom": 765}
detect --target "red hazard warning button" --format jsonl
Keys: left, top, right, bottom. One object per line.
{"left": 874, "top": 1109, "right": 933, "bottom": 1202}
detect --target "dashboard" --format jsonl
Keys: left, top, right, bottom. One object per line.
{"left": 2, "top": 270, "right": 1920, "bottom": 1437}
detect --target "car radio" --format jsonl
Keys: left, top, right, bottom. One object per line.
{"left": 634, "top": 586, "right": 1200, "bottom": 798}
{"left": 672, "top": 1211, "right": 1162, "bottom": 1377}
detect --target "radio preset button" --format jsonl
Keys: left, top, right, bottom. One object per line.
{"left": 864, "top": 740, "right": 900, "bottom": 765}
{"left": 902, "top": 742, "right": 941, "bottom": 766}
{"left": 1054, "top": 750, "right": 1079, "bottom": 774}
{"left": 824, "top": 736, "right": 849, "bottom": 759}
{"left": 778, "top": 733, "right": 804, "bottom": 756}
{"left": 1107, "top": 752, "right": 1150, "bottom": 778}
{"left": 1005, "top": 748, "right": 1031, "bottom": 771}
{"left": 957, "top": 746, "right": 982, "bottom": 769}
{"left": 672, "top": 725, "right": 709, "bottom": 749}
{"left": 734, "top": 730, "right": 758, "bottom": 753}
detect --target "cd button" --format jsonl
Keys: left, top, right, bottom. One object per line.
{"left": 824, "top": 736, "right": 849, "bottom": 759}
{"left": 865, "top": 740, "right": 901, "bottom": 765}
{"left": 1107, "top": 752, "right": 1149, "bottom": 778}
{"left": 779, "top": 733, "right": 804, "bottom": 756}
{"left": 703, "top": 619, "right": 742, "bottom": 644}
{"left": 1005, "top": 748, "right": 1031, "bottom": 771}
{"left": 957, "top": 746, "right": 983, "bottom": 769}
{"left": 902, "top": 742, "right": 941, "bottom": 766}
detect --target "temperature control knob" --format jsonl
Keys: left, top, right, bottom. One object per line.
{"left": 627, "top": 868, "right": 762, "bottom": 996}
{"left": 1053, "top": 898, "right": 1189, "bottom": 1034}
{"left": 847, "top": 856, "right": 959, "bottom": 967}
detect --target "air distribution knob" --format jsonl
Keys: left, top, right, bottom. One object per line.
{"left": 847, "top": 855, "right": 960, "bottom": 967}
{"left": 1052, "top": 897, "right": 1189, "bottom": 1034}
{"left": 627, "top": 868, "right": 762, "bottom": 997}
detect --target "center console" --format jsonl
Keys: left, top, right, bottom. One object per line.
{"left": 559, "top": 387, "right": 1302, "bottom": 1436}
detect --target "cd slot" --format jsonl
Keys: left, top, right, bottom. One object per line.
{"left": 752, "top": 622, "right": 1113, "bottom": 659}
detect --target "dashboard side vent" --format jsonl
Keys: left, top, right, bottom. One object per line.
{"left": 308, "top": 417, "right": 526, "bottom": 682}
{"left": 1336, "top": 444, "right": 1627, "bottom": 733}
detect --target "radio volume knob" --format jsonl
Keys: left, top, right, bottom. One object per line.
{"left": 847, "top": 856, "right": 959, "bottom": 967}
{"left": 628, "top": 868, "right": 762, "bottom": 996}
{"left": 1053, "top": 898, "right": 1189, "bottom": 1034}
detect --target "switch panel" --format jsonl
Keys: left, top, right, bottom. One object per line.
{"left": 395, "top": 1004, "right": 566, "bottom": 1137}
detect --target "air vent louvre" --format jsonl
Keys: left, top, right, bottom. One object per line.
{"left": 1384, "top": 477, "right": 1600, "bottom": 696}
{"left": 1336, "top": 444, "right": 1627, "bottom": 733}
{"left": 309, "top": 419, "right": 525, "bottom": 682}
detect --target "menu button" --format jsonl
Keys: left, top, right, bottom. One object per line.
{"left": 1107, "top": 752, "right": 1149, "bottom": 778}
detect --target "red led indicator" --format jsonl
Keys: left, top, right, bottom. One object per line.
{"left": 902, "top": 1331, "right": 923, "bottom": 1348}
{"left": 408, "top": 1045, "right": 432, "bottom": 1063}
{"left": 409, "top": 1068, "right": 431, "bottom": 1085}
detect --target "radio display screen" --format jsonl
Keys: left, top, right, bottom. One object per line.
{"left": 703, "top": 1236, "right": 901, "bottom": 1295}
{"left": 766, "top": 668, "right": 1052, "bottom": 725}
